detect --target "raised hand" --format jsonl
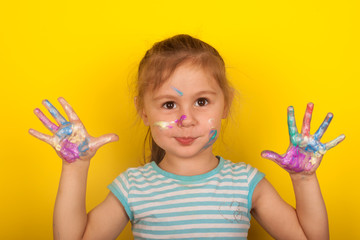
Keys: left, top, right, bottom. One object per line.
{"left": 29, "top": 97, "right": 118, "bottom": 163}
{"left": 261, "top": 103, "right": 345, "bottom": 174}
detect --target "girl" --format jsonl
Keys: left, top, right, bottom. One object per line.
{"left": 29, "top": 34, "right": 345, "bottom": 240}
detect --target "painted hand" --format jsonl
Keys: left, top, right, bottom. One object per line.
{"left": 261, "top": 103, "right": 345, "bottom": 174}
{"left": 29, "top": 97, "right": 118, "bottom": 163}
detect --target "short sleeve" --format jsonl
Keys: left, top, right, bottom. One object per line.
{"left": 246, "top": 164, "right": 265, "bottom": 211}
{"left": 107, "top": 171, "right": 134, "bottom": 221}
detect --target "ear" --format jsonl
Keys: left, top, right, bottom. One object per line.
{"left": 141, "top": 109, "right": 150, "bottom": 126}
{"left": 222, "top": 105, "right": 229, "bottom": 119}
{"left": 134, "top": 96, "right": 150, "bottom": 126}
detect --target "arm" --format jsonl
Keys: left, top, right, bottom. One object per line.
{"left": 290, "top": 173, "right": 328, "bottom": 239}
{"left": 255, "top": 103, "right": 345, "bottom": 239}
{"left": 252, "top": 175, "right": 327, "bottom": 240}
{"left": 53, "top": 160, "right": 90, "bottom": 239}
{"left": 83, "top": 192, "right": 129, "bottom": 240}
{"left": 54, "top": 163, "right": 129, "bottom": 240}
{"left": 29, "top": 97, "right": 126, "bottom": 239}
{"left": 251, "top": 178, "right": 307, "bottom": 240}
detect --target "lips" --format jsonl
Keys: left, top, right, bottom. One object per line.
{"left": 175, "top": 137, "right": 196, "bottom": 145}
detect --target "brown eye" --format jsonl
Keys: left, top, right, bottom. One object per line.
{"left": 195, "top": 98, "right": 208, "bottom": 107}
{"left": 163, "top": 101, "right": 177, "bottom": 109}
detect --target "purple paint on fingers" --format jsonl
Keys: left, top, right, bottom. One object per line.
{"left": 35, "top": 108, "right": 59, "bottom": 131}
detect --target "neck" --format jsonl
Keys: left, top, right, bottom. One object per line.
{"left": 158, "top": 150, "right": 219, "bottom": 176}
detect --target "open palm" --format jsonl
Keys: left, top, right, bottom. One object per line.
{"left": 29, "top": 97, "right": 118, "bottom": 163}
{"left": 261, "top": 103, "right": 345, "bottom": 174}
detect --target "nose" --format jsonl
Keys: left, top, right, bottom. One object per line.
{"left": 177, "top": 109, "right": 197, "bottom": 128}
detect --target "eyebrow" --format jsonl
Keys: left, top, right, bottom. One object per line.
{"left": 153, "top": 90, "right": 217, "bottom": 101}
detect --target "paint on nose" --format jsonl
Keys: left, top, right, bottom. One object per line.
{"left": 175, "top": 115, "right": 187, "bottom": 127}
{"left": 154, "top": 115, "right": 187, "bottom": 129}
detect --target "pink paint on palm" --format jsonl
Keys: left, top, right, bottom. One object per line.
{"left": 281, "top": 146, "right": 310, "bottom": 172}
{"left": 59, "top": 139, "right": 80, "bottom": 163}
{"left": 262, "top": 146, "right": 315, "bottom": 172}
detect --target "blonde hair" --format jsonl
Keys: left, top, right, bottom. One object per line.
{"left": 136, "top": 34, "right": 233, "bottom": 164}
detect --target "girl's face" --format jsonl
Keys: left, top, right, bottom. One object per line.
{"left": 141, "top": 62, "right": 228, "bottom": 160}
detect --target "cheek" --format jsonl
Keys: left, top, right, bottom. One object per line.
{"left": 150, "top": 125, "right": 173, "bottom": 143}
{"left": 207, "top": 117, "right": 221, "bottom": 131}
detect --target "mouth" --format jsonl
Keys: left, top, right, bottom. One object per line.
{"left": 175, "top": 137, "right": 197, "bottom": 145}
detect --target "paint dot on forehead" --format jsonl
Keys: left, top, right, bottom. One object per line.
{"left": 171, "top": 86, "right": 183, "bottom": 96}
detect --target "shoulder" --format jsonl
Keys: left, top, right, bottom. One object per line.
{"left": 220, "top": 157, "right": 265, "bottom": 183}
{"left": 114, "top": 162, "right": 154, "bottom": 183}
{"left": 113, "top": 162, "right": 169, "bottom": 189}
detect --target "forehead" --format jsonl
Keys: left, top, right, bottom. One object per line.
{"left": 155, "top": 63, "right": 221, "bottom": 94}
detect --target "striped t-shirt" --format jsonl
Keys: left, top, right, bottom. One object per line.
{"left": 108, "top": 156, "right": 265, "bottom": 239}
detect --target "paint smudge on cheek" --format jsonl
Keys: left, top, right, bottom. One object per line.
{"left": 202, "top": 129, "right": 218, "bottom": 150}
{"left": 154, "top": 121, "right": 174, "bottom": 129}
{"left": 153, "top": 115, "right": 187, "bottom": 129}
{"left": 202, "top": 118, "right": 218, "bottom": 150}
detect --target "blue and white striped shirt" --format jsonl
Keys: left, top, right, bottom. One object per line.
{"left": 108, "top": 156, "right": 265, "bottom": 239}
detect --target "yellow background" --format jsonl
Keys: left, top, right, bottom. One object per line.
{"left": 1, "top": 0, "right": 359, "bottom": 239}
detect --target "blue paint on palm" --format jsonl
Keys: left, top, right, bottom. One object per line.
{"left": 56, "top": 125, "right": 73, "bottom": 139}
{"left": 305, "top": 140, "right": 325, "bottom": 153}
{"left": 78, "top": 137, "right": 90, "bottom": 155}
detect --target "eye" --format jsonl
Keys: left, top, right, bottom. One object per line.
{"left": 195, "top": 98, "right": 208, "bottom": 107}
{"left": 163, "top": 101, "right": 177, "bottom": 109}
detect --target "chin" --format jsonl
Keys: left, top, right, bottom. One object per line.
{"left": 165, "top": 146, "right": 212, "bottom": 159}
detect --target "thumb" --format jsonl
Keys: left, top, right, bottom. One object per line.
{"left": 261, "top": 150, "right": 283, "bottom": 164}
{"left": 91, "top": 133, "right": 119, "bottom": 150}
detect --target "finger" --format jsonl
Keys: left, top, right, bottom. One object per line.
{"left": 287, "top": 106, "right": 298, "bottom": 141}
{"left": 91, "top": 133, "right": 119, "bottom": 150}
{"left": 34, "top": 108, "right": 59, "bottom": 132}
{"left": 325, "top": 134, "right": 345, "bottom": 151}
{"left": 58, "top": 97, "right": 80, "bottom": 122}
{"left": 28, "top": 128, "right": 53, "bottom": 145}
{"left": 301, "top": 102, "right": 314, "bottom": 136}
{"left": 43, "top": 99, "right": 69, "bottom": 125}
{"left": 313, "top": 112, "right": 333, "bottom": 140}
{"left": 261, "top": 150, "right": 283, "bottom": 164}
